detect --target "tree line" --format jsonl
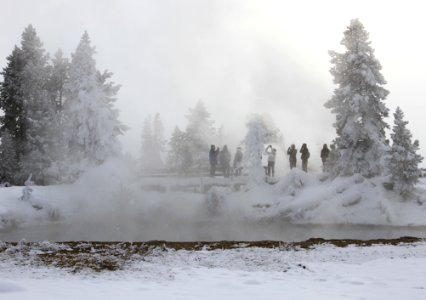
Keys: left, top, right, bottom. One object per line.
{"left": 0, "top": 25, "right": 126, "bottom": 185}
{"left": 140, "top": 100, "right": 225, "bottom": 175}
{"left": 1, "top": 20, "right": 424, "bottom": 200}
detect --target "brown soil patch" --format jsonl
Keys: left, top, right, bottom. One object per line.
{"left": 0, "top": 236, "right": 422, "bottom": 272}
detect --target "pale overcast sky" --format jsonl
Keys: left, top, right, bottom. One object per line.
{"left": 1, "top": 0, "right": 426, "bottom": 165}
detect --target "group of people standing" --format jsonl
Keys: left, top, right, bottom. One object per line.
{"left": 209, "top": 143, "right": 332, "bottom": 178}
{"left": 209, "top": 145, "right": 243, "bottom": 177}
{"left": 286, "top": 143, "right": 310, "bottom": 172}
{"left": 286, "top": 143, "right": 331, "bottom": 173}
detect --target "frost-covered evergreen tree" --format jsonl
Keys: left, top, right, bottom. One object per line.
{"left": 0, "top": 46, "right": 25, "bottom": 184}
{"left": 63, "top": 31, "right": 126, "bottom": 178}
{"left": 243, "top": 114, "right": 283, "bottom": 182}
{"left": 387, "top": 107, "right": 423, "bottom": 199}
{"left": 0, "top": 46, "right": 25, "bottom": 150}
{"left": 167, "top": 126, "right": 192, "bottom": 174}
{"left": 44, "top": 49, "right": 70, "bottom": 182}
{"left": 0, "top": 130, "right": 18, "bottom": 183}
{"left": 185, "top": 100, "right": 216, "bottom": 172}
{"left": 243, "top": 114, "right": 268, "bottom": 183}
{"left": 16, "top": 25, "right": 56, "bottom": 185}
{"left": 325, "top": 19, "right": 390, "bottom": 177}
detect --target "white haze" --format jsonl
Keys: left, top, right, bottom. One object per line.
{"left": 1, "top": 0, "right": 426, "bottom": 166}
{"left": 2, "top": 158, "right": 426, "bottom": 242}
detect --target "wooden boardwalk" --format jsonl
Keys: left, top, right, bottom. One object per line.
{"left": 138, "top": 174, "right": 280, "bottom": 193}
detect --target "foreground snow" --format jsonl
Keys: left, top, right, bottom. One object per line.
{"left": 1, "top": 241, "right": 426, "bottom": 299}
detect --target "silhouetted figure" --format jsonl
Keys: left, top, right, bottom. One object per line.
{"left": 219, "top": 145, "right": 232, "bottom": 177}
{"left": 264, "top": 145, "right": 276, "bottom": 177}
{"left": 324, "top": 144, "right": 338, "bottom": 173}
{"left": 233, "top": 147, "right": 243, "bottom": 176}
{"left": 287, "top": 144, "right": 297, "bottom": 169}
{"left": 320, "top": 144, "right": 330, "bottom": 172}
{"left": 209, "top": 145, "right": 220, "bottom": 177}
{"left": 300, "top": 143, "right": 310, "bottom": 172}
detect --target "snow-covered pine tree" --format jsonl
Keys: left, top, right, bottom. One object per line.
{"left": 96, "top": 68, "right": 127, "bottom": 150}
{"left": 167, "top": 126, "right": 192, "bottom": 174}
{"left": 387, "top": 107, "right": 423, "bottom": 199}
{"left": 325, "top": 19, "right": 390, "bottom": 177}
{"left": 45, "top": 49, "right": 70, "bottom": 182}
{"left": 63, "top": 31, "right": 126, "bottom": 178}
{"left": 0, "top": 130, "right": 18, "bottom": 183}
{"left": 185, "top": 100, "right": 216, "bottom": 172}
{"left": 0, "top": 46, "right": 24, "bottom": 184}
{"left": 243, "top": 114, "right": 268, "bottom": 183}
{"left": 17, "top": 25, "right": 56, "bottom": 185}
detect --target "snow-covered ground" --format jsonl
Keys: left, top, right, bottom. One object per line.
{"left": 1, "top": 241, "right": 426, "bottom": 299}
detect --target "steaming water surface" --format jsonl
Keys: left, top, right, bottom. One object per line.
{"left": 2, "top": 221, "right": 426, "bottom": 242}
{"left": 2, "top": 172, "right": 426, "bottom": 242}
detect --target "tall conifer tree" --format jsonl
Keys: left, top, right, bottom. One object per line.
{"left": 63, "top": 31, "right": 126, "bottom": 178}
{"left": 18, "top": 25, "right": 56, "bottom": 184}
{"left": 45, "top": 49, "right": 70, "bottom": 182}
{"left": 325, "top": 19, "right": 390, "bottom": 177}
{"left": 388, "top": 107, "right": 423, "bottom": 199}
{"left": 185, "top": 100, "right": 216, "bottom": 172}
{"left": 0, "top": 47, "right": 24, "bottom": 183}
{"left": 167, "top": 126, "right": 192, "bottom": 174}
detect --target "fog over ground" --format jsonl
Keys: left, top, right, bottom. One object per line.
{"left": 2, "top": 158, "right": 426, "bottom": 242}
{"left": 1, "top": 0, "right": 426, "bottom": 166}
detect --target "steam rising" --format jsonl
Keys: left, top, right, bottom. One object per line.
{"left": 2, "top": 158, "right": 426, "bottom": 242}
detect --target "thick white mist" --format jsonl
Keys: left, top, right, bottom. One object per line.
{"left": 2, "top": 158, "right": 426, "bottom": 242}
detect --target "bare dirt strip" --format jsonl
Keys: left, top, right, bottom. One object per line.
{"left": 0, "top": 237, "right": 422, "bottom": 272}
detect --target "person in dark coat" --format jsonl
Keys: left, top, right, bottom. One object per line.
{"left": 287, "top": 144, "right": 297, "bottom": 169}
{"left": 233, "top": 147, "right": 243, "bottom": 176}
{"left": 209, "top": 145, "right": 219, "bottom": 177}
{"left": 300, "top": 143, "right": 310, "bottom": 172}
{"left": 219, "top": 145, "right": 232, "bottom": 177}
{"left": 324, "top": 144, "right": 338, "bottom": 173}
{"left": 320, "top": 144, "right": 330, "bottom": 172}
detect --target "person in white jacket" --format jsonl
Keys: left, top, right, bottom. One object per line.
{"left": 264, "top": 145, "right": 277, "bottom": 177}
